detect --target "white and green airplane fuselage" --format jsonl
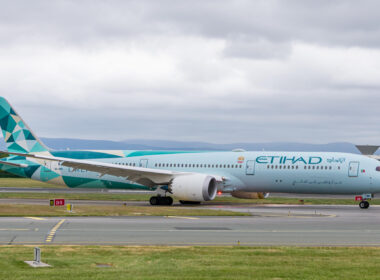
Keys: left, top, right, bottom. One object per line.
{"left": 0, "top": 97, "right": 379, "bottom": 207}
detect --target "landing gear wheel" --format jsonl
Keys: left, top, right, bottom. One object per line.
{"left": 179, "top": 200, "right": 201, "bottom": 205}
{"left": 359, "top": 201, "right": 370, "bottom": 209}
{"left": 150, "top": 196, "right": 158, "bottom": 205}
{"left": 150, "top": 196, "right": 173, "bottom": 206}
{"left": 165, "top": 196, "right": 173, "bottom": 206}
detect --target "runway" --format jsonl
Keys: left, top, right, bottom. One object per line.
{"left": 1, "top": 204, "right": 380, "bottom": 246}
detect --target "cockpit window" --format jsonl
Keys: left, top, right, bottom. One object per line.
{"left": 376, "top": 167, "right": 380, "bottom": 171}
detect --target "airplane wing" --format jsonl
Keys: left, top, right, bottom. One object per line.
{"left": 356, "top": 145, "right": 379, "bottom": 155}
{"left": 355, "top": 145, "right": 380, "bottom": 161}
{"left": 1, "top": 151, "right": 223, "bottom": 188}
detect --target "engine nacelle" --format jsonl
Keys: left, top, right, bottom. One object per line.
{"left": 231, "top": 191, "right": 270, "bottom": 199}
{"left": 170, "top": 174, "right": 217, "bottom": 202}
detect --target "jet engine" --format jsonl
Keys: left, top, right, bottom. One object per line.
{"left": 231, "top": 191, "right": 270, "bottom": 199}
{"left": 170, "top": 174, "right": 217, "bottom": 202}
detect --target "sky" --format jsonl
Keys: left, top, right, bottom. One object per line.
{"left": 1, "top": 0, "right": 380, "bottom": 144}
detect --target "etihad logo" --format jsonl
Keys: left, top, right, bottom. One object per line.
{"left": 256, "top": 156, "right": 322, "bottom": 165}
{"left": 237, "top": 156, "right": 245, "bottom": 163}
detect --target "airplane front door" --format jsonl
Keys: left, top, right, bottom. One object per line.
{"left": 348, "top": 161, "right": 359, "bottom": 177}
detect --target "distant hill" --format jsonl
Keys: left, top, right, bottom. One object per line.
{"left": 28, "top": 138, "right": 366, "bottom": 154}
{"left": 0, "top": 136, "right": 370, "bottom": 153}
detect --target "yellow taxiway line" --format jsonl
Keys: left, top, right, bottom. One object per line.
{"left": 24, "top": 217, "right": 47, "bottom": 221}
{"left": 45, "top": 219, "right": 65, "bottom": 243}
{"left": 166, "top": 216, "right": 199, "bottom": 220}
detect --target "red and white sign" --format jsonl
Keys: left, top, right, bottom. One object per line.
{"left": 355, "top": 196, "right": 363, "bottom": 201}
{"left": 54, "top": 199, "right": 65, "bottom": 206}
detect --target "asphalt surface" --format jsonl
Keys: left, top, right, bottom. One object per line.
{"left": 1, "top": 204, "right": 380, "bottom": 246}
{"left": 1, "top": 186, "right": 380, "bottom": 246}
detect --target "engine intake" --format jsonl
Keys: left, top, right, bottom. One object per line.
{"left": 170, "top": 174, "right": 217, "bottom": 202}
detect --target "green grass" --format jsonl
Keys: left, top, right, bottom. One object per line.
{"left": 0, "top": 204, "right": 248, "bottom": 217}
{"left": 1, "top": 246, "right": 380, "bottom": 279}
{"left": 0, "top": 178, "right": 64, "bottom": 188}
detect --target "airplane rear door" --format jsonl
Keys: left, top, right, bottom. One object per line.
{"left": 139, "top": 159, "right": 148, "bottom": 168}
{"left": 348, "top": 161, "right": 359, "bottom": 177}
{"left": 43, "top": 160, "right": 51, "bottom": 172}
{"left": 246, "top": 160, "right": 255, "bottom": 175}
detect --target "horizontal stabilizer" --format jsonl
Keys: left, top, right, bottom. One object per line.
{"left": 0, "top": 160, "right": 28, "bottom": 168}
{"left": 355, "top": 145, "right": 379, "bottom": 155}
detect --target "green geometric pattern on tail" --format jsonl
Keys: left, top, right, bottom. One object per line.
{"left": 0, "top": 97, "right": 48, "bottom": 153}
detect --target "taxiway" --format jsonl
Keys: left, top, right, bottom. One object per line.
{"left": 0, "top": 204, "right": 379, "bottom": 246}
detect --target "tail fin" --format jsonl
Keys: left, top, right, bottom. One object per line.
{"left": 0, "top": 97, "right": 49, "bottom": 153}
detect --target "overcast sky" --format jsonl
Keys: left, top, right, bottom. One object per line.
{"left": 1, "top": 0, "right": 380, "bottom": 144}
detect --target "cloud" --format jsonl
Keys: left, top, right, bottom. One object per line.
{"left": 0, "top": 1, "right": 379, "bottom": 144}
{"left": 223, "top": 37, "right": 292, "bottom": 59}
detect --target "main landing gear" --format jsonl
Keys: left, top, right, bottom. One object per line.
{"left": 149, "top": 196, "right": 173, "bottom": 206}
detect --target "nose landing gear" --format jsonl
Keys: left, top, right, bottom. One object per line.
{"left": 356, "top": 194, "right": 373, "bottom": 209}
{"left": 359, "top": 200, "right": 370, "bottom": 209}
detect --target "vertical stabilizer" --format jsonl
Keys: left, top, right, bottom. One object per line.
{"left": 0, "top": 97, "right": 49, "bottom": 153}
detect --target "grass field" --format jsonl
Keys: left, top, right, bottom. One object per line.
{"left": 0, "top": 204, "right": 248, "bottom": 217}
{"left": 0, "top": 178, "right": 63, "bottom": 188}
{"left": 1, "top": 246, "right": 380, "bottom": 280}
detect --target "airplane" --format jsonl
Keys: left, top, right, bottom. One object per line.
{"left": 0, "top": 96, "right": 379, "bottom": 209}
